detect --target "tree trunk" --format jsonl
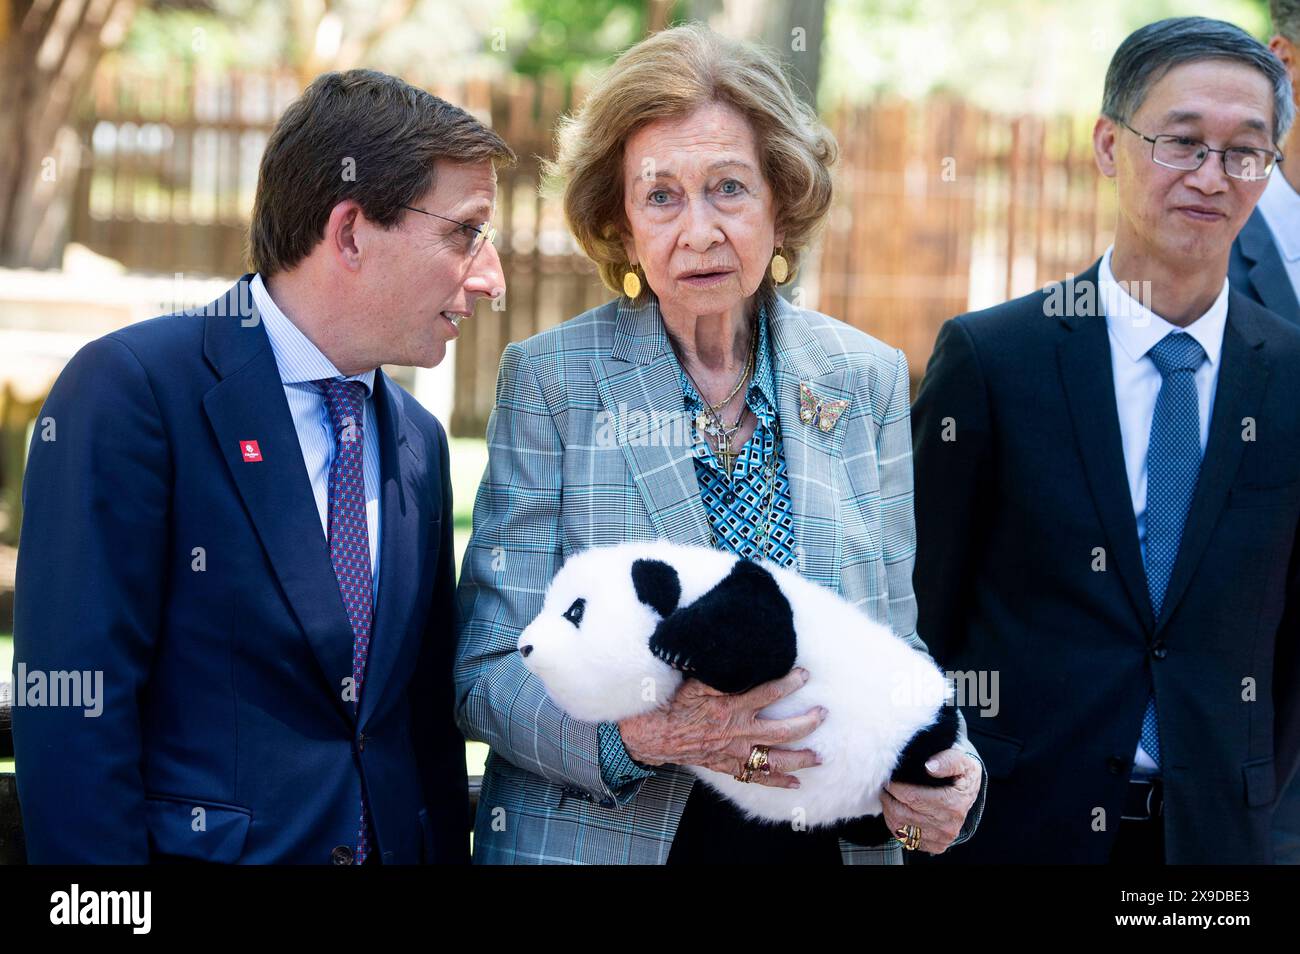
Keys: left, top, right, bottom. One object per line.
{"left": 687, "top": 0, "right": 826, "bottom": 108}
{"left": 0, "top": 0, "right": 138, "bottom": 268}
{"left": 758, "top": 0, "right": 825, "bottom": 110}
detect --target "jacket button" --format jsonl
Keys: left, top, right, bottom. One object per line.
{"left": 1107, "top": 756, "right": 1128, "bottom": 775}
{"left": 357, "top": 732, "right": 368, "bottom": 752}
{"left": 331, "top": 845, "right": 354, "bottom": 865}
{"left": 1151, "top": 641, "right": 1168, "bottom": 659}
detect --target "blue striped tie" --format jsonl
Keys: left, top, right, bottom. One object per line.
{"left": 1139, "top": 332, "right": 1206, "bottom": 768}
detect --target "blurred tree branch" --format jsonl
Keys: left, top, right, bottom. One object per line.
{"left": 0, "top": 0, "right": 430, "bottom": 267}
{"left": 286, "top": 0, "right": 418, "bottom": 88}
{"left": 0, "top": 0, "right": 145, "bottom": 267}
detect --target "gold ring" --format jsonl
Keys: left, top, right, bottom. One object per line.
{"left": 735, "top": 745, "right": 770, "bottom": 783}
{"left": 893, "top": 824, "right": 922, "bottom": 850}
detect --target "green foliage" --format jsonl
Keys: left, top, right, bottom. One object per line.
{"left": 823, "top": 0, "right": 1275, "bottom": 114}
{"left": 450, "top": 437, "right": 487, "bottom": 578}
{"left": 119, "top": 1, "right": 282, "bottom": 71}
{"left": 113, "top": 0, "right": 688, "bottom": 84}
{"left": 505, "top": 0, "right": 678, "bottom": 77}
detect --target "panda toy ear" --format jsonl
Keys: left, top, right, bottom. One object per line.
{"left": 648, "top": 559, "right": 798, "bottom": 694}
{"left": 632, "top": 559, "right": 682, "bottom": 619}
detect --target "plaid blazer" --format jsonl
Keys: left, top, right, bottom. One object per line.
{"left": 454, "top": 293, "right": 987, "bottom": 864}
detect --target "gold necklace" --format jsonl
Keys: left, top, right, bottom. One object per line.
{"left": 683, "top": 321, "right": 758, "bottom": 475}
{"left": 704, "top": 342, "right": 754, "bottom": 414}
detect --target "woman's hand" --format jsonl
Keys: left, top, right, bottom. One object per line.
{"left": 880, "top": 748, "right": 982, "bottom": 853}
{"left": 618, "top": 668, "right": 827, "bottom": 788}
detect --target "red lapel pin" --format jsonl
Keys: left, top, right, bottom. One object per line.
{"left": 240, "top": 440, "right": 263, "bottom": 462}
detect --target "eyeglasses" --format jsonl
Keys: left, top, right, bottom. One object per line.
{"left": 1119, "top": 121, "right": 1282, "bottom": 182}
{"left": 401, "top": 204, "right": 498, "bottom": 256}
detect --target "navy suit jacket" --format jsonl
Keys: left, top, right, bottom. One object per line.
{"left": 12, "top": 277, "right": 468, "bottom": 864}
{"left": 912, "top": 261, "right": 1300, "bottom": 863}
{"left": 1230, "top": 208, "right": 1300, "bottom": 327}
{"left": 1230, "top": 207, "right": 1300, "bottom": 863}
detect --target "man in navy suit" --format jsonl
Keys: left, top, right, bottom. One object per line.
{"left": 1227, "top": 0, "right": 1300, "bottom": 865}
{"left": 913, "top": 18, "right": 1300, "bottom": 863}
{"left": 11, "top": 70, "right": 512, "bottom": 863}
{"left": 1229, "top": 2, "right": 1300, "bottom": 332}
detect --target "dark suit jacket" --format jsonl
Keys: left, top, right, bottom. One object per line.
{"left": 1230, "top": 207, "right": 1300, "bottom": 864}
{"left": 12, "top": 277, "right": 467, "bottom": 863}
{"left": 1230, "top": 208, "right": 1300, "bottom": 326}
{"left": 911, "top": 261, "right": 1300, "bottom": 864}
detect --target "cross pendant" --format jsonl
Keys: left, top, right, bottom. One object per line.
{"left": 718, "top": 434, "right": 735, "bottom": 474}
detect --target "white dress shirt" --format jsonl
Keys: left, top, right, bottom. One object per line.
{"left": 250, "top": 273, "right": 381, "bottom": 592}
{"left": 1256, "top": 170, "right": 1300, "bottom": 303}
{"left": 1099, "top": 245, "right": 1230, "bottom": 774}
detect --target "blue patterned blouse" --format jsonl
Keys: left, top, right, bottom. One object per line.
{"left": 678, "top": 300, "right": 798, "bottom": 568}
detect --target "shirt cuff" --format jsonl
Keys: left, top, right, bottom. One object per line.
{"left": 597, "top": 720, "right": 657, "bottom": 794}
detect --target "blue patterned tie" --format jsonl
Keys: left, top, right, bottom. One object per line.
{"left": 1139, "top": 333, "right": 1206, "bottom": 768}
{"left": 317, "top": 378, "right": 374, "bottom": 864}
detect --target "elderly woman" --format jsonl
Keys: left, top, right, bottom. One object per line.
{"left": 455, "top": 23, "right": 985, "bottom": 864}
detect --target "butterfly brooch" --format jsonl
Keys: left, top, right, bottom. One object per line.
{"left": 799, "top": 382, "right": 850, "bottom": 432}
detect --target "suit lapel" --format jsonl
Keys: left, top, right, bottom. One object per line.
{"left": 1155, "top": 297, "right": 1268, "bottom": 633}
{"left": 200, "top": 279, "right": 355, "bottom": 725}
{"left": 358, "top": 372, "right": 425, "bottom": 723}
{"left": 769, "top": 297, "right": 853, "bottom": 592}
{"left": 1057, "top": 263, "right": 1157, "bottom": 633}
{"left": 591, "top": 298, "right": 712, "bottom": 548}
{"left": 1239, "top": 210, "right": 1300, "bottom": 324}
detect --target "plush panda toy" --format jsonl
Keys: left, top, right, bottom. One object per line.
{"left": 517, "top": 540, "right": 958, "bottom": 831}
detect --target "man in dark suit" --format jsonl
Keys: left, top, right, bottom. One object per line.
{"left": 1229, "top": 2, "right": 1300, "bottom": 332}
{"left": 912, "top": 18, "right": 1300, "bottom": 864}
{"left": 1228, "top": 0, "right": 1300, "bottom": 865}
{"left": 11, "top": 70, "right": 512, "bottom": 863}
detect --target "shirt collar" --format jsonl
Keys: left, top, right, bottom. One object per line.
{"left": 1099, "top": 245, "right": 1228, "bottom": 370}
{"left": 1257, "top": 171, "right": 1300, "bottom": 262}
{"left": 250, "top": 273, "right": 375, "bottom": 396}
{"left": 749, "top": 300, "right": 778, "bottom": 409}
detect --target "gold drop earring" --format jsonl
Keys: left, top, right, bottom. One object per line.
{"left": 623, "top": 263, "right": 642, "bottom": 299}
{"left": 769, "top": 247, "right": 790, "bottom": 284}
